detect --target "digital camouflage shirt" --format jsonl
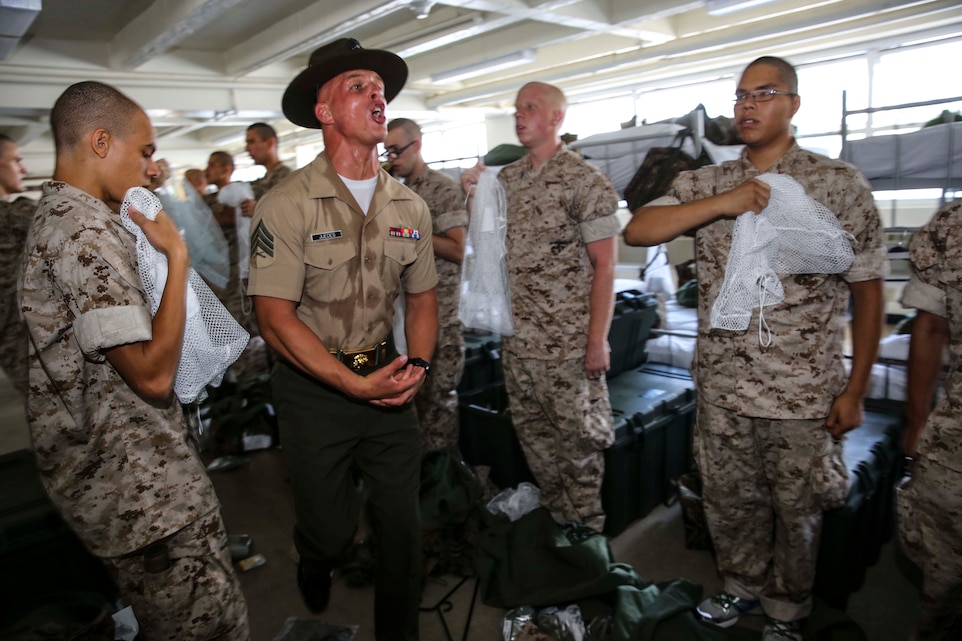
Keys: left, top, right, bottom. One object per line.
{"left": 1, "top": 196, "right": 36, "bottom": 395}
{"left": 20, "top": 181, "right": 218, "bottom": 557}
{"left": 251, "top": 163, "right": 292, "bottom": 201}
{"left": 497, "top": 146, "right": 621, "bottom": 359}
{"left": 901, "top": 199, "right": 962, "bottom": 473}
{"left": 656, "top": 142, "right": 887, "bottom": 419}
{"left": 406, "top": 168, "right": 468, "bottom": 330}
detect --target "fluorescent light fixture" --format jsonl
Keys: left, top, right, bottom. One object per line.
{"left": 705, "top": 0, "right": 777, "bottom": 17}
{"left": 432, "top": 49, "right": 536, "bottom": 84}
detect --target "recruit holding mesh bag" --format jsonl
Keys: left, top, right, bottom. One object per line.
{"left": 459, "top": 169, "right": 514, "bottom": 336}
{"left": 120, "top": 187, "right": 250, "bottom": 403}
{"left": 709, "top": 173, "right": 855, "bottom": 345}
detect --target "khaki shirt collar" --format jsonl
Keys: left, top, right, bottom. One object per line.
{"left": 307, "top": 151, "right": 416, "bottom": 218}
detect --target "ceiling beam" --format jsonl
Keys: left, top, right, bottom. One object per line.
{"left": 223, "top": 0, "right": 412, "bottom": 77}
{"left": 110, "top": 0, "right": 246, "bottom": 70}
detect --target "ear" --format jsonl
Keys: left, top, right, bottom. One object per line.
{"left": 314, "top": 101, "right": 334, "bottom": 128}
{"left": 551, "top": 109, "right": 565, "bottom": 127}
{"left": 790, "top": 94, "right": 801, "bottom": 118}
{"left": 91, "top": 128, "right": 110, "bottom": 159}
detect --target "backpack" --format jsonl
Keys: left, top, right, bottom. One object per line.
{"left": 624, "top": 129, "right": 713, "bottom": 213}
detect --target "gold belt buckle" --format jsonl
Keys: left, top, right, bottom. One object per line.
{"left": 352, "top": 353, "right": 370, "bottom": 370}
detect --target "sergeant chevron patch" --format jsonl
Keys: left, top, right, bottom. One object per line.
{"left": 251, "top": 220, "right": 274, "bottom": 258}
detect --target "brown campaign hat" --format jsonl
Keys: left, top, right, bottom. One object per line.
{"left": 282, "top": 38, "right": 408, "bottom": 129}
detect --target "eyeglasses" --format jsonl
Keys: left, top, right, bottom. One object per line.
{"left": 380, "top": 140, "right": 415, "bottom": 160}
{"left": 734, "top": 89, "right": 797, "bottom": 104}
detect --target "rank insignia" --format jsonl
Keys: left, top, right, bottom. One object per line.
{"left": 251, "top": 221, "right": 275, "bottom": 258}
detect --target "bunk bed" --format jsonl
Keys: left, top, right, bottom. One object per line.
{"left": 841, "top": 93, "right": 962, "bottom": 193}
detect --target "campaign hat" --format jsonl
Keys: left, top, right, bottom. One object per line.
{"left": 282, "top": 38, "right": 407, "bottom": 129}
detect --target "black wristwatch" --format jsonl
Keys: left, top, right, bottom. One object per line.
{"left": 408, "top": 357, "right": 431, "bottom": 376}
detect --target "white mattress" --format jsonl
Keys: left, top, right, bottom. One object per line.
{"left": 845, "top": 121, "right": 962, "bottom": 190}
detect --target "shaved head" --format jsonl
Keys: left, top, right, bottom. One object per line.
{"left": 520, "top": 82, "right": 567, "bottom": 113}
{"left": 745, "top": 56, "right": 798, "bottom": 94}
{"left": 50, "top": 81, "right": 143, "bottom": 151}
{"left": 387, "top": 118, "right": 421, "bottom": 141}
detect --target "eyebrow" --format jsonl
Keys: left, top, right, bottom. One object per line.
{"left": 737, "top": 83, "right": 778, "bottom": 92}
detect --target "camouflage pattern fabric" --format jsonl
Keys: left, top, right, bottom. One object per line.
{"left": 20, "top": 181, "right": 221, "bottom": 558}
{"left": 494, "top": 146, "right": 619, "bottom": 530}
{"left": 656, "top": 142, "right": 887, "bottom": 419}
{"left": 406, "top": 168, "right": 468, "bottom": 450}
{"left": 497, "top": 146, "right": 621, "bottom": 359}
{"left": 694, "top": 397, "right": 837, "bottom": 622}
{"left": 250, "top": 163, "right": 292, "bottom": 201}
{"left": 103, "top": 509, "right": 250, "bottom": 641}
{"left": 897, "top": 457, "right": 962, "bottom": 637}
{"left": 898, "top": 198, "right": 962, "bottom": 635}
{"left": 202, "top": 192, "right": 267, "bottom": 381}
{"left": 502, "top": 351, "right": 612, "bottom": 532}
{"left": 1, "top": 196, "right": 36, "bottom": 395}
{"left": 415, "top": 325, "right": 464, "bottom": 451}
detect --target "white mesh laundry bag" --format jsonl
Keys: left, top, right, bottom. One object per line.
{"left": 216, "top": 182, "right": 255, "bottom": 280}
{"left": 710, "top": 173, "right": 855, "bottom": 344}
{"left": 120, "top": 187, "right": 250, "bottom": 403}
{"left": 459, "top": 169, "right": 514, "bottom": 335}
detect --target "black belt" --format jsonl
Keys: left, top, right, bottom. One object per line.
{"left": 329, "top": 335, "right": 394, "bottom": 374}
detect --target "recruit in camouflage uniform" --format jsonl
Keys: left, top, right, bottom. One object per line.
{"left": 652, "top": 141, "right": 887, "bottom": 621}
{"left": 203, "top": 191, "right": 270, "bottom": 382}
{"left": 251, "top": 162, "right": 292, "bottom": 201}
{"left": 0, "top": 196, "right": 36, "bottom": 396}
{"left": 21, "top": 180, "right": 248, "bottom": 640}
{"left": 405, "top": 167, "right": 469, "bottom": 451}
{"left": 898, "top": 198, "right": 962, "bottom": 638}
{"left": 497, "top": 143, "right": 621, "bottom": 532}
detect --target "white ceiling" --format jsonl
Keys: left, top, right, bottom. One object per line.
{"left": 2, "top": 0, "right": 961, "bottom": 180}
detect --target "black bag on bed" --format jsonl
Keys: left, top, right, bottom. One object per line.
{"left": 624, "top": 129, "right": 712, "bottom": 213}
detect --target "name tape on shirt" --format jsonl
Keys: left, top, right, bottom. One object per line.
{"left": 389, "top": 226, "right": 420, "bottom": 239}
{"left": 311, "top": 230, "right": 343, "bottom": 242}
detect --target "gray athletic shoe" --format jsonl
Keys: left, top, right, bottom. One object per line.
{"left": 762, "top": 617, "right": 803, "bottom": 641}
{"left": 695, "top": 592, "right": 763, "bottom": 628}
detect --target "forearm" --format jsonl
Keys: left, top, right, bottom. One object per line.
{"left": 844, "top": 279, "right": 884, "bottom": 399}
{"left": 433, "top": 233, "right": 464, "bottom": 264}
{"left": 404, "top": 288, "right": 438, "bottom": 361}
{"left": 624, "top": 200, "right": 722, "bottom": 247}
{"left": 252, "top": 296, "right": 352, "bottom": 392}
{"left": 587, "top": 261, "right": 615, "bottom": 350}
{"left": 905, "top": 310, "right": 949, "bottom": 453}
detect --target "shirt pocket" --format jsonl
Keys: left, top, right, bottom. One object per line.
{"left": 383, "top": 237, "right": 417, "bottom": 268}
{"left": 303, "top": 239, "right": 356, "bottom": 298}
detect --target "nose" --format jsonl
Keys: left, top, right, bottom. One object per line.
{"left": 146, "top": 157, "right": 160, "bottom": 178}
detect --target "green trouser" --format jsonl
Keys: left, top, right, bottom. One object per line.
{"left": 273, "top": 361, "right": 422, "bottom": 641}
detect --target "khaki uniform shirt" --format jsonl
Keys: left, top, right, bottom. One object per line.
{"left": 248, "top": 152, "right": 437, "bottom": 351}
{"left": 901, "top": 199, "right": 962, "bottom": 473}
{"left": 406, "top": 168, "right": 468, "bottom": 330}
{"left": 657, "top": 142, "right": 886, "bottom": 418}
{"left": 1, "top": 196, "right": 36, "bottom": 395}
{"left": 252, "top": 163, "right": 292, "bottom": 201}
{"left": 19, "top": 181, "right": 218, "bottom": 557}
{"left": 497, "top": 146, "right": 621, "bottom": 359}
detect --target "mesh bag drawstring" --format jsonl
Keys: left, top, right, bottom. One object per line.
{"left": 710, "top": 173, "right": 855, "bottom": 344}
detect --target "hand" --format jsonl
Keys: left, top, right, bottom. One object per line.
{"left": 460, "top": 162, "right": 486, "bottom": 196}
{"left": 719, "top": 178, "right": 771, "bottom": 217}
{"left": 240, "top": 198, "right": 256, "bottom": 218}
{"left": 584, "top": 340, "right": 610, "bottom": 380}
{"left": 128, "top": 206, "right": 190, "bottom": 267}
{"left": 824, "top": 389, "right": 863, "bottom": 438}
{"left": 350, "top": 355, "right": 426, "bottom": 407}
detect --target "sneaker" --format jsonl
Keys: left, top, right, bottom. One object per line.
{"left": 763, "top": 618, "right": 803, "bottom": 641}
{"left": 696, "top": 592, "right": 762, "bottom": 628}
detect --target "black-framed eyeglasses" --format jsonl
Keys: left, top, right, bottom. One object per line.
{"left": 380, "top": 140, "right": 415, "bottom": 160}
{"left": 734, "top": 89, "right": 797, "bottom": 104}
